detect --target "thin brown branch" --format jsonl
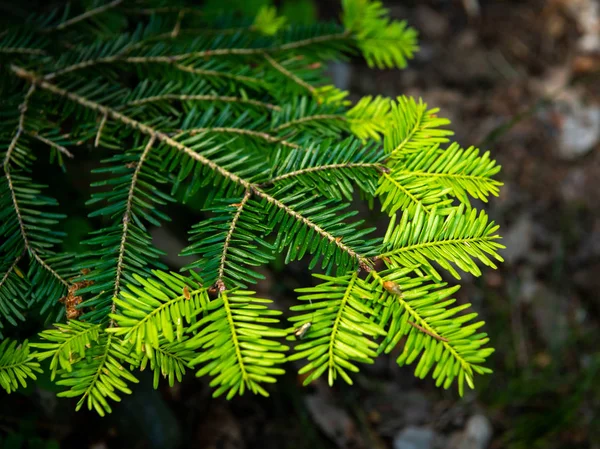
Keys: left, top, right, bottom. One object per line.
{"left": 123, "top": 94, "right": 281, "bottom": 111}
{"left": 3, "top": 85, "right": 69, "bottom": 287}
{"left": 28, "top": 132, "right": 74, "bottom": 158}
{"left": 119, "top": 26, "right": 253, "bottom": 54}
{"left": 44, "top": 57, "right": 117, "bottom": 80}
{"left": 5, "top": 171, "right": 30, "bottom": 252}
{"left": 95, "top": 113, "right": 108, "bottom": 148}
{"left": 12, "top": 65, "right": 248, "bottom": 186}
{"left": 122, "top": 6, "right": 204, "bottom": 16}
{"left": 183, "top": 127, "right": 300, "bottom": 149}
{"left": 0, "top": 255, "right": 23, "bottom": 291}
{"left": 264, "top": 162, "right": 382, "bottom": 185}
{"left": 111, "top": 135, "right": 156, "bottom": 323}
{"left": 6, "top": 173, "right": 69, "bottom": 287}
{"left": 46, "top": 0, "right": 124, "bottom": 32}
{"left": 4, "top": 84, "right": 36, "bottom": 251}
{"left": 263, "top": 53, "right": 315, "bottom": 94}
{"left": 31, "top": 252, "right": 69, "bottom": 287}
{"left": 277, "top": 31, "right": 350, "bottom": 51}
{"left": 0, "top": 48, "right": 46, "bottom": 55}
{"left": 251, "top": 186, "right": 371, "bottom": 270}
{"left": 372, "top": 271, "right": 448, "bottom": 344}
{"left": 216, "top": 190, "right": 252, "bottom": 291}
{"left": 42, "top": 31, "right": 350, "bottom": 79}
{"left": 171, "top": 9, "right": 184, "bottom": 38}
{"left": 11, "top": 65, "right": 370, "bottom": 270}
{"left": 43, "top": 57, "right": 267, "bottom": 84}
{"left": 272, "top": 114, "right": 345, "bottom": 132}
{"left": 407, "top": 320, "right": 449, "bottom": 342}
{"left": 3, "top": 84, "right": 35, "bottom": 168}
{"left": 172, "top": 64, "right": 266, "bottom": 86}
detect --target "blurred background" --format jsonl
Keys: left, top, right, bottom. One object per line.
{"left": 1, "top": 0, "right": 599, "bottom": 448}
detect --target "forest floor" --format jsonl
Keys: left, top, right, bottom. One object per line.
{"left": 2, "top": 1, "right": 599, "bottom": 448}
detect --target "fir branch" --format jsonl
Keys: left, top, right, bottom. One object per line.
{"left": 371, "top": 270, "right": 447, "bottom": 343}
{"left": 0, "top": 0, "right": 506, "bottom": 412}
{"left": 3, "top": 84, "right": 69, "bottom": 287}
{"left": 328, "top": 272, "right": 358, "bottom": 379}
{"left": 4, "top": 172, "right": 29, "bottom": 250}
{"left": 379, "top": 204, "right": 504, "bottom": 280}
{"left": 216, "top": 190, "right": 251, "bottom": 291}
{"left": 122, "top": 6, "right": 204, "bottom": 16}
{"left": 184, "top": 127, "right": 300, "bottom": 149}
{"left": 3, "top": 84, "right": 35, "bottom": 167}
{"left": 27, "top": 132, "right": 74, "bottom": 159}
{"left": 264, "top": 53, "right": 316, "bottom": 95}
{"left": 42, "top": 31, "right": 351, "bottom": 81}
{"left": 223, "top": 291, "right": 249, "bottom": 383}
{"left": 187, "top": 290, "right": 288, "bottom": 398}
{"left": 95, "top": 113, "right": 108, "bottom": 148}
{"left": 44, "top": 59, "right": 267, "bottom": 87}
{"left": 257, "top": 190, "right": 372, "bottom": 271}
{"left": 288, "top": 273, "right": 386, "bottom": 385}
{"left": 45, "top": 0, "right": 124, "bottom": 32}
{"left": 2, "top": 172, "right": 70, "bottom": 288}
{"left": 393, "top": 143, "right": 502, "bottom": 205}
{"left": 265, "top": 162, "right": 382, "bottom": 185}
{"left": 11, "top": 65, "right": 371, "bottom": 270}
{"left": 277, "top": 32, "right": 350, "bottom": 52}
{"left": 32, "top": 321, "right": 102, "bottom": 379}
{"left": 56, "top": 332, "right": 138, "bottom": 416}
{"left": 111, "top": 135, "right": 157, "bottom": 323}
{"left": 172, "top": 63, "right": 267, "bottom": 87}
{"left": 368, "top": 269, "right": 492, "bottom": 394}
{"left": 108, "top": 271, "right": 208, "bottom": 347}
{"left": 11, "top": 65, "right": 245, "bottom": 186}
{"left": 385, "top": 97, "right": 452, "bottom": 158}
{"left": 379, "top": 171, "right": 436, "bottom": 216}
{"left": 30, "top": 251, "right": 69, "bottom": 287}
{"left": 0, "top": 254, "right": 23, "bottom": 291}
{"left": 0, "top": 339, "right": 41, "bottom": 393}
{"left": 124, "top": 94, "right": 281, "bottom": 111}
{"left": 171, "top": 9, "right": 185, "bottom": 38}
{"left": 0, "top": 47, "right": 46, "bottom": 55}
{"left": 272, "top": 114, "right": 345, "bottom": 132}
{"left": 180, "top": 198, "right": 275, "bottom": 289}
{"left": 407, "top": 320, "right": 448, "bottom": 342}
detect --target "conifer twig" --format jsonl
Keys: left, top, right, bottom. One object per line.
{"left": 216, "top": 190, "right": 252, "bottom": 291}
{"left": 0, "top": 255, "right": 23, "bottom": 291}
{"left": 0, "top": 47, "right": 46, "bottom": 55}
{"left": 122, "top": 6, "right": 203, "bottom": 16}
{"left": 4, "top": 84, "right": 35, "bottom": 167}
{"left": 43, "top": 32, "right": 350, "bottom": 80}
{"left": 123, "top": 94, "right": 281, "bottom": 111}
{"left": 407, "top": 320, "right": 449, "bottom": 342}
{"left": 2, "top": 85, "right": 67, "bottom": 286}
{"left": 380, "top": 172, "right": 434, "bottom": 215}
{"left": 171, "top": 10, "right": 185, "bottom": 38}
{"left": 263, "top": 53, "right": 315, "bottom": 94}
{"left": 172, "top": 64, "right": 266, "bottom": 86}
{"left": 95, "top": 113, "right": 108, "bottom": 148}
{"left": 111, "top": 135, "right": 157, "bottom": 324}
{"left": 44, "top": 59, "right": 267, "bottom": 86}
{"left": 371, "top": 271, "right": 465, "bottom": 366}
{"left": 183, "top": 127, "right": 300, "bottom": 149}
{"left": 46, "top": 0, "right": 124, "bottom": 32}
{"left": 272, "top": 114, "right": 346, "bottom": 132}
{"left": 264, "top": 162, "right": 382, "bottom": 185}
{"left": 28, "top": 132, "right": 74, "bottom": 158}
{"left": 10, "top": 64, "right": 372, "bottom": 271}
